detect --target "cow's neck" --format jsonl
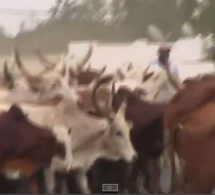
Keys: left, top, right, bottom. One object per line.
{"left": 72, "top": 134, "right": 105, "bottom": 170}
{"left": 56, "top": 98, "right": 80, "bottom": 115}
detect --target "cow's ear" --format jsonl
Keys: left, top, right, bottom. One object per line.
{"left": 107, "top": 112, "right": 115, "bottom": 122}
{"left": 101, "top": 122, "right": 111, "bottom": 136}
{"left": 8, "top": 104, "right": 26, "bottom": 121}
{"left": 127, "top": 120, "right": 133, "bottom": 130}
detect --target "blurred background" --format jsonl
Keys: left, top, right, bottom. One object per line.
{"left": 0, "top": 0, "right": 214, "bottom": 54}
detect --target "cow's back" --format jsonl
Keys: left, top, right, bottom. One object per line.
{"left": 112, "top": 88, "right": 164, "bottom": 129}
{"left": 165, "top": 78, "right": 215, "bottom": 128}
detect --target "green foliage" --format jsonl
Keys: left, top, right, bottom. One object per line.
{"left": 193, "top": 0, "right": 215, "bottom": 34}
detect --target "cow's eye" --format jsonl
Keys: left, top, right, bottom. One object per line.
{"left": 31, "top": 86, "right": 40, "bottom": 92}
{"left": 51, "top": 82, "right": 58, "bottom": 89}
{"left": 116, "top": 130, "right": 123, "bottom": 137}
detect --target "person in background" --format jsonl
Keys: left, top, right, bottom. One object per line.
{"left": 148, "top": 45, "right": 180, "bottom": 81}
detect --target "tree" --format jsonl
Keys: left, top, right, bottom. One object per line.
{"left": 0, "top": 26, "right": 7, "bottom": 37}
{"left": 49, "top": 0, "right": 64, "bottom": 19}
{"left": 17, "top": 21, "right": 27, "bottom": 35}
{"left": 193, "top": 0, "right": 215, "bottom": 34}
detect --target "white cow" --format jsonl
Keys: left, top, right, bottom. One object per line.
{"left": 0, "top": 79, "right": 136, "bottom": 193}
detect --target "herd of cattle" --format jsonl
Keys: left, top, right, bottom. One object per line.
{"left": 0, "top": 36, "right": 215, "bottom": 194}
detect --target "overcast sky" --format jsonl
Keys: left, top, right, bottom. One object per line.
{"left": 0, "top": 0, "right": 55, "bottom": 36}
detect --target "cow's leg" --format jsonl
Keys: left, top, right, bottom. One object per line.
{"left": 44, "top": 168, "right": 56, "bottom": 194}
{"left": 87, "top": 161, "right": 103, "bottom": 193}
{"left": 120, "top": 160, "right": 134, "bottom": 194}
{"left": 28, "top": 179, "right": 39, "bottom": 194}
{"left": 65, "top": 169, "right": 91, "bottom": 194}
{"left": 140, "top": 159, "right": 151, "bottom": 193}
{"left": 127, "top": 159, "right": 141, "bottom": 193}
{"left": 140, "top": 158, "right": 162, "bottom": 193}
{"left": 35, "top": 168, "right": 47, "bottom": 193}
{"left": 27, "top": 173, "right": 42, "bottom": 194}
{"left": 65, "top": 170, "right": 83, "bottom": 193}
{"left": 54, "top": 171, "right": 65, "bottom": 193}
{"left": 76, "top": 170, "right": 91, "bottom": 194}
{"left": 148, "top": 158, "right": 162, "bottom": 193}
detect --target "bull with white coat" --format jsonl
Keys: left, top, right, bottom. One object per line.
{"left": 0, "top": 71, "right": 136, "bottom": 194}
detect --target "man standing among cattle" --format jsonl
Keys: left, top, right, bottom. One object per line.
{"left": 148, "top": 45, "right": 180, "bottom": 81}
{"left": 142, "top": 45, "right": 181, "bottom": 103}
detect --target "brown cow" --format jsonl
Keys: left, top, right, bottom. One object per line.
{"left": 0, "top": 104, "right": 67, "bottom": 193}
{"left": 165, "top": 77, "right": 215, "bottom": 129}
{"left": 88, "top": 79, "right": 165, "bottom": 193}
{"left": 69, "top": 66, "right": 107, "bottom": 85}
{"left": 183, "top": 73, "right": 215, "bottom": 85}
{"left": 165, "top": 78, "right": 215, "bottom": 193}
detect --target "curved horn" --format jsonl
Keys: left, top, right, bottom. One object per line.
{"left": 34, "top": 48, "right": 55, "bottom": 69}
{"left": 111, "top": 81, "right": 116, "bottom": 97}
{"left": 127, "top": 62, "right": 133, "bottom": 71}
{"left": 116, "top": 97, "right": 127, "bottom": 117}
{"left": 106, "top": 81, "right": 116, "bottom": 115}
{"left": 36, "top": 67, "right": 53, "bottom": 76}
{"left": 37, "top": 54, "right": 68, "bottom": 77}
{"left": 142, "top": 71, "right": 154, "bottom": 82}
{"left": 3, "top": 61, "right": 14, "bottom": 88}
{"left": 99, "top": 66, "right": 106, "bottom": 75}
{"left": 142, "top": 64, "right": 150, "bottom": 75}
{"left": 63, "top": 63, "right": 70, "bottom": 86}
{"left": 54, "top": 54, "right": 66, "bottom": 74}
{"left": 88, "top": 67, "right": 108, "bottom": 89}
{"left": 93, "top": 66, "right": 107, "bottom": 81}
{"left": 13, "top": 47, "right": 34, "bottom": 78}
{"left": 91, "top": 75, "right": 114, "bottom": 117}
{"left": 116, "top": 68, "right": 125, "bottom": 80}
{"left": 76, "top": 44, "right": 93, "bottom": 72}
{"left": 142, "top": 64, "right": 154, "bottom": 82}
{"left": 86, "top": 63, "right": 92, "bottom": 71}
